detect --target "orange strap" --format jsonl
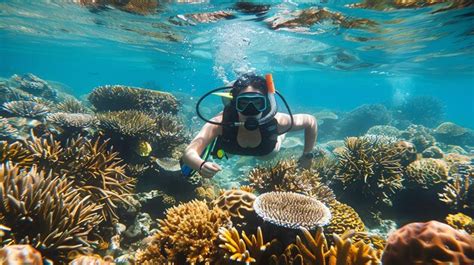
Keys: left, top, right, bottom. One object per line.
{"left": 265, "top": 74, "right": 275, "bottom": 94}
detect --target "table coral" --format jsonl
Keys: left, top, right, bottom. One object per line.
{"left": 2, "top": 100, "right": 50, "bottom": 119}
{"left": 253, "top": 192, "right": 332, "bottom": 230}
{"left": 382, "top": 220, "right": 474, "bottom": 265}
{"left": 97, "top": 110, "right": 157, "bottom": 138}
{"left": 47, "top": 112, "right": 97, "bottom": 129}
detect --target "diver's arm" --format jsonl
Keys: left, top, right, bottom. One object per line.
{"left": 183, "top": 115, "right": 223, "bottom": 177}
{"left": 276, "top": 113, "right": 318, "bottom": 153}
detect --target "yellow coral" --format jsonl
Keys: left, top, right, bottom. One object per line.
{"left": 325, "top": 201, "right": 366, "bottom": 242}
{"left": 445, "top": 213, "right": 474, "bottom": 235}
{"left": 142, "top": 200, "right": 231, "bottom": 264}
{"left": 218, "top": 226, "right": 272, "bottom": 263}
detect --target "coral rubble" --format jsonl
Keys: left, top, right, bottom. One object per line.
{"left": 253, "top": 192, "right": 331, "bottom": 230}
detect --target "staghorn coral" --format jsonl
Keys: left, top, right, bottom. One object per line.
{"left": 213, "top": 188, "right": 256, "bottom": 220}
{"left": 88, "top": 85, "right": 178, "bottom": 114}
{"left": 335, "top": 136, "right": 404, "bottom": 205}
{"left": 445, "top": 213, "right": 474, "bottom": 235}
{"left": 253, "top": 192, "right": 331, "bottom": 230}
{"left": 0, "top": 163, "right": 103, "bottom": 263}
{"left": 438, "top": 163, "right": 473, "bottom": 211}
{"left": 2, "top": 100, "right": 49, "bottom": 119}
{"left": 406, "top": 158, "right": 450, "bottom": 188}
{"left": 382, "top": 220, "right": 474, "bottom": 265}
{"left": 0, "top": 245, "right": 43, "bottom": 265}
{"left": 219, "top": 226, "right": 272, "bottom": 263}
{"left": 325, "top": 201, "right": 367, "bottom": 243}
{"left": 139, "top": 200, "right": 231, "bottom": 264}
{"left": 46, "top": 112, "right": 97, "bottom": 129}
{"left": 249, "top": 159, "right": 297, "bottom": 193}
{"left": 97, "top": 110, "right": 156, "bottom": 139}
{"left": 0, "top": 141, "right": 31, "bottom": 165}
{"left": 56, "top": 98, "right": 91, "bottom": 113}
{"left": 0, "top": 117, "right": 17, "bottom": 139}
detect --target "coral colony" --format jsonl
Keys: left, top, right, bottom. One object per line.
{"left": 1, "top": 72, "right": 473, "bottom": 264}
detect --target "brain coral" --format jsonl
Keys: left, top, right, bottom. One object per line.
{"left": 253, "top": 192, "right": 331, "bottom": 229}
{"left": 382, "top": 220, "right": 474, "bottom": 265}
{"left": 213, "top": 188, "right": 257, "bottom": 220}
{"left": 325, "top": 201, "right": 366, "bottom": 241}
{"left": 406, "top": 158, "right": 450, "bottom": 188}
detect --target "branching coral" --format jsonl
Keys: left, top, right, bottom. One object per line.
{"left": 335, "top": 136, "right": 404, "bottom": 205}
{"left": 97, "top": 110, "right": 157, "bottom": 139}
{"left": 213, "top": 188, "right": 256, "bottom": 220}
{"left": 253, "top": 192, "right": 332, "bottom": 229}
{"left": 382, "top": 220, "right": 474, "bottom": 264}
{"left": 47, "top": 112, "right": 97, "bottom": 129}
{"left": 88, "top": 85, "right": 178, "bottom": 114}
{"left": 0, "top": 141, "right": 32, "bottom": 165}
{"left": 219, "top": 226, "right": 273, "bottom": 263}
{"left": 438, "top": 163, "right": 473, "bottom": 211}
{"left": 0, "top": 117, "right": 16, "bottom": 139}
{"left": 0, "top": 163, "right": 103, "bottom": 263}
{"left": 138, "top": 200, "right": 231, "bottom": 264}
{"left": 406, "top": 158, "right": 450, "bottom": 188}
{"left": 10, "top": 73, "right": 58, "bottom": 101}
{"left": 2, "top": 100, "right": 50, "bottom": 118}
{"left": 274, "top": 227, "right": 381, "bottom": 265}
{"left": 154, "top": 113, "right": 188, "bottom": 154}
{"left": 0, "top": 245, "right": 43, "bottom": 265}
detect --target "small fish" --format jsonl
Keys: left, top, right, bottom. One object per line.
{"left": 135, "top": 140, "right": 152, "bottom": 157}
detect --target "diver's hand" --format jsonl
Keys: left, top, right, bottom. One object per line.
{"left": 297, "top": 154, "right": 313, "bottom": 170}
{"left": 199, "top": 162, "right": 222, "bottom": 178}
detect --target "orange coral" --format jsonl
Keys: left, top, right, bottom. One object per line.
{"left": 382, "top": 220, "right": 474, "bottom": 265}
{"left": 69, "top": 254, "right": 115, "bottom": 265}
{"left": 325, "top": 201, "right": 367, "bottom": 243}
{"left": 213, "top": 188, "right": 256, "bottom": 220}
{"left": 218, "top": 226, "right": 273, "bottom": 263}
{"left": 0, "top": 245, "right": 43, "bottom": 265}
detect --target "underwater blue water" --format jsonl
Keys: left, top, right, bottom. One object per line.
{"left": 0, "top": 0, "right": 473, "bottom": 127}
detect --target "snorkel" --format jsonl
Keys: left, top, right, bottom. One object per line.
{"left": 195, "top": 74, "right": 294, "bottom": 134}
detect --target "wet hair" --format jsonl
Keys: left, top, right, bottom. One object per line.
{"left": 231, "top": 73, "right": 268, "bottom": 97}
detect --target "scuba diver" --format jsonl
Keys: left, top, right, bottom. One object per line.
{"left": 181, "top": 73, "right": 318, "bottom": 179}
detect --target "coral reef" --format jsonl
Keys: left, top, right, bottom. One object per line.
{"left": 266, "top": 7, "right": 377, "bottom": 32}
{"left": 56, "top": 98, "right": 91, "bottom": 113}
{"left": 325, "top": 201, "right": 366, "bottom": 243}
{"left": 337, "top": 104, "right": 392, "bottom": 137}
{"left": 69, "top": 254, "right": 115, "bottom": 265}
{"left": 137, "top": 200, "right": 231, "bottom": 264}
{"left": 393, "top": 140, "right": 417, "bottom": 166}
{"left": 9, "top": 73, "right": 58, "bottom": 101}
{"left": 0, "top": 83, "right": 35, "bottom": 104}
{"left": 2, "top": 100, "right": 50, "bottom": 119}
{"left": 97, "top": 110, "right": 156, "bottom": 139}
{"left": 154, "top": 112, "right": 188, "bottom": 154}
{"left": 213, "top": 188, "right": 256, "bottom": 220}
{"left": 366, "top": 125, "right": 401, "bottom": 138}
{"left": 421, "top": 145, "right": 444, "bottom": 158}
{"left": 400, "top": 124, "right": 436, "bottom": 151}
{"left": 253, "top": 192, "right": 331, "bottom": 230}
{"left": 88, "top": 85, "right": 178, "bottom": 115}
{"left": 335, "top": 136, "right": 404, "bottom": 206}
{"left": 406, "top": 158, "right": 449, "bottom": 188}
{"left": 0, "top": 117, "right": 17, "bottom": 139}
{"left": 438, "top": 163, "right": 473, "bottom": 212}
{"left": 0, "top": 141, "right": 32, "bottom": 165}
{"left": 0, "top": 245, "right": 44, "bottom": 265}
{"left": 0, "top": 163, "right": 103, "bottom": 263}
{"left": 382, "top": 220, "right": 474, "bottom": 265}
{"left": 219, "top": 226, "right": 272, "bottom": 263}
{"left": 445, "top": 213, "right": 474, "bottom": 235}
{"left": 394, "top": 95, "right": 444, "bottom": 127}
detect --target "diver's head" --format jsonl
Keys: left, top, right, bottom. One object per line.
{"left": 231, "top": 74, "right": 268, "bottom": 120}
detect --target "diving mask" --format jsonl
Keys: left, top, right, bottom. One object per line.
{"left": 236, "top": 92, "right": 267, "bottom": 115}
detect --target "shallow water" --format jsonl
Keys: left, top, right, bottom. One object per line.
{"left": 1, "top": 1, "right": 474, "bottom": 264}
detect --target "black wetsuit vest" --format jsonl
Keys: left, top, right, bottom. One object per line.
{"left": 216, "top": 106, "right": 279, "bottom": 156}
